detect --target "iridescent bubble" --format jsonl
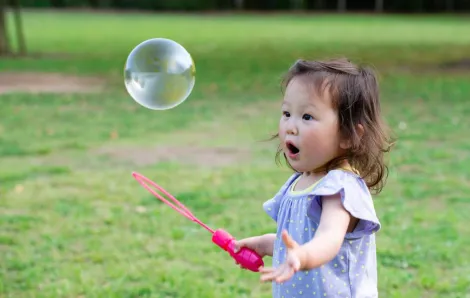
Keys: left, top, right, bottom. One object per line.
{"left": 124, "top": 38, "right": 196, "bottom": 110}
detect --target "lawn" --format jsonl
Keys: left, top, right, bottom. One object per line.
{"left": 1, "top": 10, "right": 470, "bottom": 298}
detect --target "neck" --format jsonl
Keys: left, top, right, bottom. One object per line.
{"left": 304, "top": 159, "right": 351, "bottom": 176}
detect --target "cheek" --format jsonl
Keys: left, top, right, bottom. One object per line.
{"left": 302, "top": 131, "right": 318, "bottom": 149}
{"left": 302, "top": 125, "right": 318, "bottom": 138}
{"left": 301, "top": 125, "right": 332, "bottom": 148}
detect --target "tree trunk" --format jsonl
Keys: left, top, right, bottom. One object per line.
{"left": 337, "top": 0, "right": 346, "bottom": 12}
{"left": 88, "top": 0, "right": 100, "bottom": 8}
{"left": 0, "top": 0, "right": 11, "bottom": 56}
{"left": 315, "top": 0, "right": 325, "bottom": 10}
{"left": 290, "top": 0, "right": 304, "bottom": 10}
{"left": 11, "top": 0, "right": 25, "bottom": 55}
{"left": 375, "top": 0, "right": 384, "bottom": 12}
{"left": 234, "top": 0, "right": 243, "bottom": 9}
{"left": 445, "top": 0, "right": 454, "bottom": 11}
{"left": 416, "top": 0, "right": 423, "bottom": 12}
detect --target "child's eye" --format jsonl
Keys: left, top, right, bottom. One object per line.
{"left": 303, "top": 114, "right": 314, "bottom": 120}
{"left": 282, "top": 111, "right": 290, "bottom": 118}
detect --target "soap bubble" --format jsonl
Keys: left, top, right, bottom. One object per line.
{"left": 124, "top": 38, "right": 196, "bottom": 110}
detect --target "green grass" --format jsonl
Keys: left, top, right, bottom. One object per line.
{"left": 1, "top": 10, "right": 470, "bottom": 297}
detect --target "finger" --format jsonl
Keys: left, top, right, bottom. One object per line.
{"left": 234, "top": 238, "right": 253, "bottom": 253}
{"left": 263, "top": 267, "right": 289, "bottom": 283}
{"left": 292, "top": 259, "right": 301, "bottom": 271}
{"left": 260, "top": 266, "right": 284, "bottom": 282}
{"left": 233, "top": 241, "right": 241, "bottom": 253}
{"left": 275, "top": 267, "right": 295, "bottom": 283}
{"left": 233, "top": 240, "right": 247, "bottom": 253}
{"left": 259, "top": 268, "right": 277, "bottom": 281}
{"left": 282, "top": 230, "right": 298, "bottom": 249}
{"left": 288, "top": 254, "right": 301, "bottom": 272}
{"left": 260, "top": 270, "right": 280, "bottom": 282}
{"left": 259, "top": 266, "right": 275, "bottom": 274}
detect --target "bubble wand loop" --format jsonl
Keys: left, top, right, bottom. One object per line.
{"left": 132, "top": 172, "right": 264, "bottom": 272}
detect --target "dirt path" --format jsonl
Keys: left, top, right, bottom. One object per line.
{"left": 0, "top": 72, "right": 107, "bottom": 95}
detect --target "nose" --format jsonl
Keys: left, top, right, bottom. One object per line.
{"left": 286, "top": 120, "right": 298, "bottom": 135}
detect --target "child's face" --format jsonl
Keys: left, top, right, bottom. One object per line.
{"left": 279, "top": 77, "right": 346, "bottom": 173}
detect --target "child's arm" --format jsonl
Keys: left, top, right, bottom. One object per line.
{"left": 295, "top": 193, "right": 353, "bottom": 269}
{"left": 260, "top": 193, "right": 353, "bottom": 282}
{"left": 234, "top": 233, "right": 277, "bottom": 257}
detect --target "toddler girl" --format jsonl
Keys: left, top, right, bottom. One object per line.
{"left": 234, "top": 58, "right": 393, "bottom": 298}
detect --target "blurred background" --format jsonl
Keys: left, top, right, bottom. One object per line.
{"left": 1, "top": 1, "right": 469, "bottom": 298}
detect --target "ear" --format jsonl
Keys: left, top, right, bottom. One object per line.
{"left": 356, "top": 123, "right": 365, "bottom": 139}
{"left": 340, "top": 124, "right": 364, "bottom": 150}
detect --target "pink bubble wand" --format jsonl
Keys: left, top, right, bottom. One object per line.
{"left": 132, "top": 172, "right": 264, "bottom": 272}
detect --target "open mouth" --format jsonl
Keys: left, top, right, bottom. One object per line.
{"left": 286, "top": 141, "right": 300, "bottom": 155}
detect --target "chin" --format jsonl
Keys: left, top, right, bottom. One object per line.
{"left": 285, "top": 159, "right": 306, "bottom": 173}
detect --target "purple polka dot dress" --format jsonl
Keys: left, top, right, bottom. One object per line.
{"left": 263, "top": 169, "right": 381, "bottom": 298}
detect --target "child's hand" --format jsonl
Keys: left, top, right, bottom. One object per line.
{"left": 233, "top": 233, "right": 276, "bottom": 270}
{"left": 259, "top": 230, "right": 301, "bottom": 283}
{"left": 234, "top": 235, "right": 269, "bottom": 259}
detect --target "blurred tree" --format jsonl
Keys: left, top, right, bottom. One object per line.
{"left": 11, "top": 0, "right": 26, "bottom": 55}
{"left": 338, "top": 0, "right": 346, "bottom": 12}
{"left": 314, "top": 0, "right": 325, "bottom": 9}
{"left": 0, "top": 0, "right": 10, "bottom": 55}
{"left": 416, "top": 0, "right": 424, "bottom": 11}
{"left": 290, "top": 0, "right": 304, "bottom": 9}
{"left": 50, "top": 0, "right": 66, "bottom": 7}
{"left": 446, "top": 0, "right": 454, "bottom": 11}
{"left": 7, "top": 0, "right": 470, "bottom": 13}
{"left": 375, "top": 0, "right": 384, "bottom": 12}
{"left": 234, "top": 0, "right": 243, "bottom": 9}
{"left": 88, "top": 0, "right": 100, "bottom": 8}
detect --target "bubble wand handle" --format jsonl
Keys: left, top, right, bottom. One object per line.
{"left": 131, "top": 172, "right": 264, "bottom": 272}
{"left": 212, "top": 229, "right": 265, "bottom": 272}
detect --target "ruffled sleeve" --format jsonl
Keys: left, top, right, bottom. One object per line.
{"left": 308, "top": 170, "right": 381, "bottom": 239}
{"left": 263, "top": 173, "right": 300, "bottom": 222}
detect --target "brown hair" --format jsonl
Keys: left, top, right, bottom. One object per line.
{"left": 273, "top": 58, "right": 395, "bottom": 194}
